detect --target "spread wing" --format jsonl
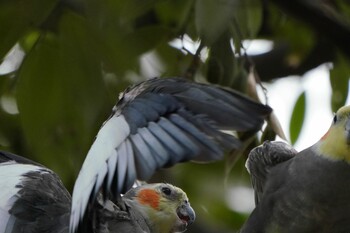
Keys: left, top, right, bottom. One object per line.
{"left": 245, "top": 141, "right": 297, "bottom": 205}
{"left": 0, "top": 151, "right": 71, "bottom": 233}
{"left": 70, "top": 77, "right": 272, "bottom": 232}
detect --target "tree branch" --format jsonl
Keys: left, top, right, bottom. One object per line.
{"left": 248, "top": 39, "right": 335, "bottom": 81}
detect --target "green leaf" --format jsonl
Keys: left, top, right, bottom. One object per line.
{"left": 19, "top": 31, "right": 40, "bottom": 53}
{"left": 335, "top": 0, "right": 350, "bottom": 25}
{"left": 271, "top": 15, "right": 315, "bottom": 62}
{"left": 289, "top": 91, "right": 306, "bottom": 145}
{"left": 206, "top": 31, "right": 234, "bottom": 86}
{"left": 0, "top": 0, "right": 58, "bottom": 60}
{"left": 155, "top": 0, "right": 194, "bottom": 31}
{"left": 122, "top": 26, "right": 172, "bottom": 57}
{"left": 155, "top": 43, "right": 193, "bottom": 77}
{"left": 120, "top": 0, "right": 158, "bottom": 23}
{"left": 84, "top": 1, "right": 173, "bottom": 75}
{"left": 231, "top": 0, "right": 262, "bottom": 41}
{"left": 195, "top": 0, "right": 235, "bottom": 45}
{"left": 330, "top": 52, "right": 350, "bottom": 112}
{"left": 16, "top": 12, "right": 109, "bottom": 187}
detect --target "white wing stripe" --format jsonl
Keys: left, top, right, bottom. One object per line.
{"left": 70, "top": 114, "right": 130, "bottom": 232}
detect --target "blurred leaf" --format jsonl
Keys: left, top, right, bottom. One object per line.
{"left": 120, "top": 0, "right": 157, "bottom": 23}
{"left": 273, "top": 18, "right": 315, "bottom": 65}
{"left": 330, "top": 52, "right": 350, "bottom": 112}
{"left": 0, "top": 0, "right": 57, "bottom": 60}
{"left": 207, "top": 31, "right": 234, "bottom": 86}
{"left": 16, "top": 12, "right": 109, "bottom": 188}
{"left": 266, "top": 112, "right": 287, "bottom": 141}
{"left": 195, "top": 0, "right": 235, "bottom": 45}
{"left": 231, "top": 0, "right": 262, "bottom": 52}
{"left": 231, "top": 57, "right": 248, "bottom": 91}
{"left": 246, "top": 61, "right": 260, "bottom": 98}
{"left": 225, "top": 136, "right": 255, "bottom": 179}
{"left": 155, "top": 0, "right": 194, "bottom": 31}
{"left": 0, "top": 110, "right": 23, "bottom": 151}
{"left": 84, "top": 0, "right": 135, "bottom": 74}
{"left": 85, "top": 1, "right": 172, "bottom": 76}
{"left": 19, "top": 31, "right": 40, "bottom": 53}
{"left": 261, "top": 122, "right": 277, "bottom": 142}
{"left": 123, "top": 25, "right": 172, "bottom": 57}
{"left": 155, "top": 43, "right": 193, "bottom": 77}
{"left": 289, "top": 91, "right": 306, "bottom": 145}
{"left": 0, "top": 73, "right": 13, "bottom": 91}
{"left": 335, "top": 0, "right": 350, "bottom": 25}
{"left": 85, "top": 0, "right": 154, "bottom": 27}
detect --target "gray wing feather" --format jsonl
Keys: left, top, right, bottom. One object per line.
{"left": 117, "top": 143, "right": 129, "bottom": 194}
{"left": 123, "top": 140, "right": 136, "bottom": 193}
{"left": 147, "top": 121, "right": 187, "bottom": 159}
{"left": 131, "top": 133, "right": 157, "bottom": 180}
{"left": 157, "top": 117, "right": 200, "bottom": 158}
{"left": 138, "top": 127, "right": 170, "bottom": 165}
{"left": 137, "top": 78, "right": 271, "bottom": 131}
{"left": 169, "top": 113, "right": 229, "bottom": 160}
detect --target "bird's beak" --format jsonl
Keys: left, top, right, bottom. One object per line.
{"left": 176, "top": 201, "right": 196, "bottom": 226}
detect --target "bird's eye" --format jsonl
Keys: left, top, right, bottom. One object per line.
{"left": 333, "top": 114, "right": 337, "bottom": 124}
{"left": 161, "top": 187, "right": 172, "bottom": 195}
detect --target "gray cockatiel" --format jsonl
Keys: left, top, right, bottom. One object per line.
{"left": 243, "top": 105, "right": 350, "bottom": 233}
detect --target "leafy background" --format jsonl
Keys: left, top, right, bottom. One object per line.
{"left": 1, "top": 0, "right": 350, "bottom": 232}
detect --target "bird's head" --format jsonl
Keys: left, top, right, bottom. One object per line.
{"left": 124, "top": 183, "right": 195, "bottom": 233}
{"left": 315, "top": 105, "right": 350, "bottom": 161}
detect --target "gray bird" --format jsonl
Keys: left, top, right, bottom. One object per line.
{"left": 0, "top": 150, "right": 194, "bottom": 233}
{"left": 243, "top": 105, "right": 350, "bottom": 233}
{"left": 70, "top": 77, "right": 271, "bottom": 232}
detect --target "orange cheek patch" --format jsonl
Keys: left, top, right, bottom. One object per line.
{"left": 137, "top": 189, "right": 160, "bottom": 210}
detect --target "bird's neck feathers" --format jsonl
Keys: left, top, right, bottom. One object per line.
{"left": 314, "top": 123, "right": 350, "bottom": 162}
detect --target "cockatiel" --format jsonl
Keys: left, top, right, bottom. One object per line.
{"left": 243, "top": 105, "right": 350, "bottom": 233}
{"left": 0, "top": 150, "right": 194, "bottom": 233}
{"left": 70, "top": 77, "right": 271, "bottom": 232}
